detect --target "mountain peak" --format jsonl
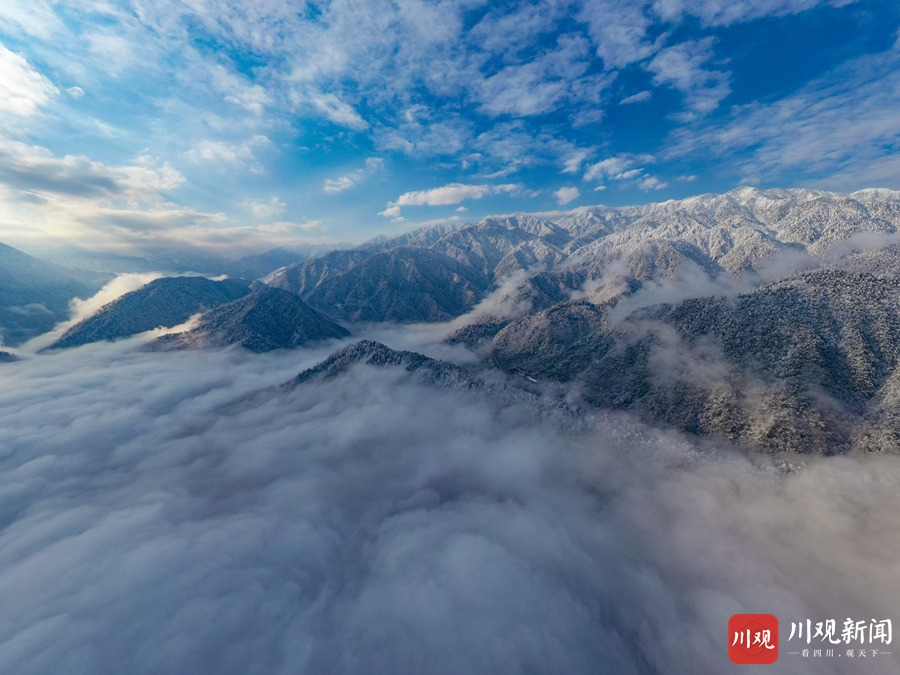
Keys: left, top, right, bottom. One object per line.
{"left": 49, "top": 276, "right": 253, "bottom": 349}
{"left": 291, "top": 340, "right": 475, "bottom": 387}
{"left": 156, "top": 286, "right": 349, "bottom": 352}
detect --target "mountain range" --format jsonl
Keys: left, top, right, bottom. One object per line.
{"left": 5, "top": 186, "right": 900, "bottom": 454}
{"left": 276, "top": 186, "right": 900, "bottom": 454}
{"left": 264, "top": 187, "right": 900, "bottom": 321}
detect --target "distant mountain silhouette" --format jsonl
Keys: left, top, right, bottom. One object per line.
{"left": 0, "top": 241, "right": 106, "bottom": 346}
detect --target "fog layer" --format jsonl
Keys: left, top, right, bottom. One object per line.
{"left": 0, "top": 341, "right": 898, "bottom": 674}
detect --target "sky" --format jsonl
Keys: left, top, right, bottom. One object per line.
{"left": 0, "top": 0, "right": 899, "bottom": 256}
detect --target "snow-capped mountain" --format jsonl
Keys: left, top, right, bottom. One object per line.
{"left": 11, "top": 186, "right": 900, "bottom": 453}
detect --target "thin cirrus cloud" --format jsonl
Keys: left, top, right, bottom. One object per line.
{"left": 181, "top": 136, "right": 270, "bottom": 169}
{"left": 619, "top": 90, "right": 651, "bottom": 104}
{"left": 665, "top": 40, "right": 900, "bottom": 189}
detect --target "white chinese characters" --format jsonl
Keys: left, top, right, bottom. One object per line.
{"left": 732, "top": 628, "right": 776, "bottom": 650}
{"left": 788, "top": 619, "right": 892, "bottom": 645}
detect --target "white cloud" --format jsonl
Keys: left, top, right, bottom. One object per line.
{"left": 554, "top": 186, "right": 580, "bottom": 205}
{"left": 181, "top": 134, "right": 271, "bottom": 171}
{"left": 380, "top": 183, "right": 521, "bottom": 218}
{"left": 82, "top": 209, "right": 329, "bottom": 256}
{"left": 181, "top": 136, "right": 270, "bottom": 173}
{"left": 183, "top": 140, "right": 252, "bottom": 164}
{"left": 266, "top": 219, "right": 324, "bottom": 233}
{"left": 580, "top": 153, "right": 670, "bottom": 191}
{"left": 378, "top": 204, "right": 402, "bottom": 218}
{"left": 0, "top": 3, "right": 65, "bottom": 41}
{"left": 473, "top": 34, "right": 618, "bottom": 121}
{"left": 324, "top": 176, "right": 354, "bottom": 194}
{"left": 647, "top": 38, "right": 730, "bottom": 114}
{"left": 324, "top": 157, "right": 384, "bottom": 194}
{"left": 0, "top": 139, "right": 184, "bottom": 202}
{"left": 652, "top": 0, "right": 830, "bottom": 28}
{"left": 396, "top": 183, "right": 494, "bottom": 207}
{"left": 242, "top": 197, "right": 285, "bottom": 219}
{"left": 562, "top": 148, "right": 593, "bottom": 174}
{"left": 479, "top": 67, "right": 569, "bottom": 117}
{"left": 364, "top": 157, "right": 384, "bottom": 172}
{"left": 0, "top": 340, "right": 897, "bottom": 672}
{"left": 471, "top": 123, "right": 594, "bottom": 177}
{"left": 476, "top": 36, "right": 594, "bottom": 117}
{"left": 206, "top": 61, "right": 271, "bottom": 115}
{"left": 0, "top": 43, "right": 58, "bottom": 116}
{"left": 119, "top": 157, "right": 185, "bottom": 194}
{"left": 638, "top": 175, "right": 668, "bottom": 190}
{"left": 87, "top": 206, "right": 226, "bottom": 233}
{"left": 620, "top": 90, "right": 651, "bottom": 104}
{"left": 583, "top": 153, "right": 659, "bottom": 185}
{"left": 576, "top": 0, "right": 829, "bottom": 79}
{"left": 584, "top": 156, "right": 630, "bottom": 182}
{"left": 468, "top": 0, "right": 567, "bottom": 56}
{"left": 375, "top": 119, "right": 472, "bottom": 158}
{"left": 576, "top": 0, "right": 658, "bottom": 70}
{"left": 0, "top": 138, "right": 318, "bottom": 256}
{"left": 85, "top": 31, "right": 142, "bottom": 78}
{"left": 615, "top": 168, "right": 643, "bottom": 180}
{"left": 310, "top": 93, "right": 368, "bottom": 130}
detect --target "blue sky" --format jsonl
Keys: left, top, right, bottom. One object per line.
{"left": 0, "top": 0, "right": 898, "bottom": 257}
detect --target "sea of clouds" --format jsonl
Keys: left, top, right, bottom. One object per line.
{"left": 1, "top": 329, "right": 898, "bottom": 674}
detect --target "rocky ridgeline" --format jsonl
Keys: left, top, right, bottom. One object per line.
{"left": 265, "top": 187, "right": 900, "bottom": 325}
{"left": 287, "top": 339, "right": 583, "bottom": 424}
